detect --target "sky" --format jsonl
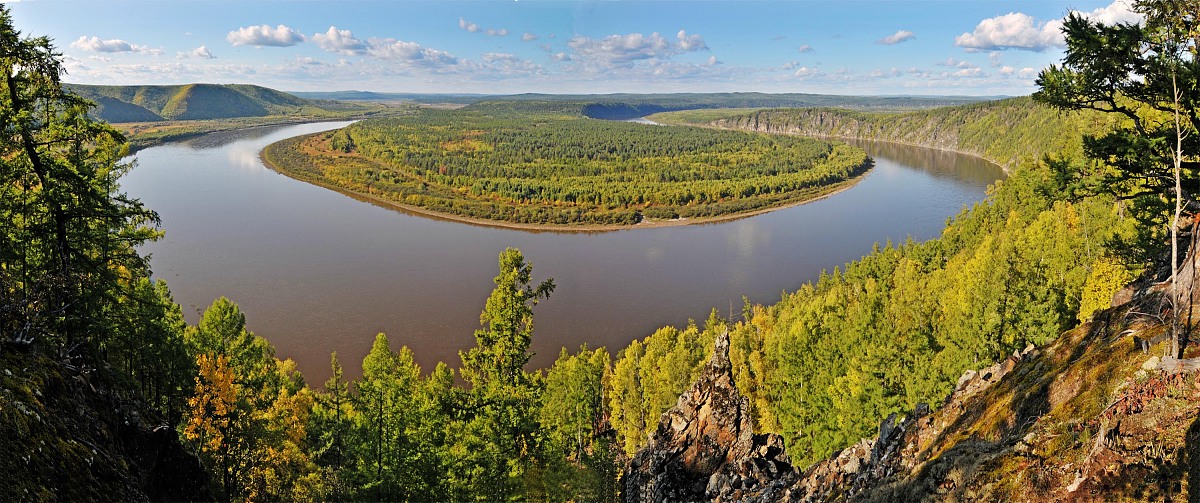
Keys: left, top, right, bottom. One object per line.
{"left": 7, "top": 0, "right": 1143, "bottom": 96}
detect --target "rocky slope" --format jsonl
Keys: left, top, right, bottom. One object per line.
{"left": 0, "top": 348, "right": 210, "bottom": 502}
{"left": 621, "top": 331, "right": 798, "bottom": 502}
{"left": 624, "top": 293, "right": 1200, "bottom": 501}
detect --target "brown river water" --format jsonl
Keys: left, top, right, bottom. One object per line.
{"left": 121, "top": 121, "right": 1003, "bottom": 383}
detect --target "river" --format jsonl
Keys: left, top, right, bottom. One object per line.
{"left": 121, "top": 121, "right": 1003, "bottom": 383}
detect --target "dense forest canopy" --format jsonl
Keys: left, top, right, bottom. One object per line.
{"left": 262, "top": 103, "right": 871, "bottom": 227}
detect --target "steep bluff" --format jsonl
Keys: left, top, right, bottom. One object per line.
{"left": 624, "top": 297, "right": 1200, "bottom": 501}
{"left": 705, "top": 97, "right": 1106, "bottom": 172}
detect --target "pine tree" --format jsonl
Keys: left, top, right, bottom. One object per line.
{"left": 0, "top": 4, "right": 159, "bottom": 353}
{"left": 457, "top": 248, "right": 553, "bottom": 500}
{"left": 1035, "top": 0, "right": 1200, "bottom": 358}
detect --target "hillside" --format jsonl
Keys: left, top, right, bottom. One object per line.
{"left": 0, "top": 349, "right": 211, "bottom": 501}
{"left": 622, "top": 283, "right": 1200, "bottom": 501}
{"left": 67, "top": 83, "right": 376, "bottom": 123}
{"left": 652, "top": 97, "right": 1117, "bottom": 171}
{"left": 65, "top": 83, "right": 407, "bottom": 151}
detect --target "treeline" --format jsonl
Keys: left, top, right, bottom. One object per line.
{"left": 657, "top": 96, "right": 1117, "bottom": 170}
{"left": 262, "top": 105, "right": 870, "bottom": 226}
{"left": 162, "top": 249, "right": 621, "bottom": 501}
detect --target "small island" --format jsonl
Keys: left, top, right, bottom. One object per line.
{"left": 260, "top": 101, "right": 871, "bottom": 230}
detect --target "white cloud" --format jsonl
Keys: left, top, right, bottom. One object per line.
{"left": 999, "top": 65, "right": 1015, "bottom": 75}
{"left": 794, "top": 66, "right": 821, "bottom": 78}
{"left": 1018, "top": 67, "right": 1038, "bottom": 78}
{"left": 954, "top": 12, "right": 1061, "bottom": 51}
{"left": 877, "top": 30, "right": 915, "bottom": 45}
{"left": 70, "top": 36, "right": 162, "bottom": 55}
{"left": 955, "top": 1, "right": 1142, "bottom": 52}
{"left": 676, "top": 30, "right": 707, "bottom": 51}
{"left": 988, "top": 51, "right": 1003, "bottom": 67}
{"left": 458, "top": 17, "right": 481, "bottom": 33}
{"left": 704, "top": 55, "right": 721, "bottom": 66}
{"left": 292, "top": 56, "right": 325, "bottom": 66}
{"left": 950, "top": 67, "right": 985, "bottom": 78}
{"left": 460, "top": 17, "right": 507, "bottom": 36}
{"left": 935, "top": 57, "right": 976, "bottom": 69}
{"left": 1081, "top": 0, "right": 1142, "bottom": 25}
{"left": 522, "top": 32, "right": 538, "bottom": 42}
{"left": 552, "top": 52, "right": 571, "bottom": 62}
{"left": 869, "top": 67, "right": 902, "bottom": 78}
{"left": 366, "top": 38, "right": 459, "bottom": 68}
{"left": 567, "top": 30, "right": 708, "bottom": 69}
{"left": 227, "top": 24, "right": 305, "bottom": 47}
{"left": 480, "top": 52, "right": 543, "bottom": 76}
{"left": 797, "top": 44, "right": 813, "bottom": 53}
{"left": 313, "top": 26, "right": 367, "bottom": 55}
{"left": 177, "top": 45, "right": 215, "bottom": 59}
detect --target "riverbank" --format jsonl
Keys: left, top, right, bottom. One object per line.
{"left": 259, "top": 142, "right": 872, "bottom": 233}
{"left": 256, "top": 105, "right": 875, "bottom": 232}
{"left": 120, "top": 107, "right": 409, "bottom": 153}
{"left": 259, "top": 126, "right": 874, "bottom": 233}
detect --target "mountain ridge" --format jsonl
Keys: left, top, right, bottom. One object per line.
{"left": 67, "top": 83, "right": 356, "bottom": 123}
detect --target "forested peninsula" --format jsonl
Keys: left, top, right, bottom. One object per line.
{"left": 260, "top": 102, "right": 871, "bottom": 229}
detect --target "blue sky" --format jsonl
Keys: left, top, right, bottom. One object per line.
{"left": 8, "top": 0, "right": 1141, "bottom": 96}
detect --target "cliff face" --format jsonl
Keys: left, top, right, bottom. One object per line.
{"left": 621, "top": 332, "right": 797, "bottom": 502}
{"left": 0, "top": 348, "right": 210, "bottom": 502}
{"left": 708, "top": 98, "right": 1105, "bottom": 172}
{"left": 625, "top": 298, "right": 1200, "bottom": 501}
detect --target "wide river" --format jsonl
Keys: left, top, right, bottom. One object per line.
{"left": 122, "top": 121, "right": 1003, "bottom": 383}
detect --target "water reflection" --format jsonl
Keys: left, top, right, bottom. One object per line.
{"left": 845, "top": 139, "right": 1004, "bottom": 185}
{"left": 182, "top": 124, "right": 294, "bottom": 150}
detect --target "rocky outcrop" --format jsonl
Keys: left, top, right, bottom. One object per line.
{"left": 622, "top": 332, "right": 797, "bottom": 502}
{"left": 627, "top": 295, "right": 1200, "bottom": 502}
{"left": 792, "top": 305, "right": 1200, "bottom": 501}
{"left": 787, "top": 344, "right": 1035, "bottom": 502}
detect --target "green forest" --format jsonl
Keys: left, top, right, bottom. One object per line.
{"left": 262, "top": 102, "right": 870, "bottom": 227}
{"left": 652, "top": 95, "right": 1120, "bottom": 171}
{"left": 4, "top": 1, "right": 1199, "bottom": 501}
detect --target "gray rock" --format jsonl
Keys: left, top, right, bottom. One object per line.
{"left": 621, "top": 331, "right": 798, "bottom": 502}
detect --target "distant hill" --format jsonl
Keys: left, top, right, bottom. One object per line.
{"left": 290, "top": 90, "right": 997, "bottom": 113}
{"left": 68, "top": 83, "right": 338, "bottom": 123}
{"left": 290, "top": 90, "right": 489, "bottom": 104}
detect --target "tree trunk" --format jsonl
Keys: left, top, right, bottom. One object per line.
{"left": 1170, "top": 68, "right": 1188, "bottom": 359}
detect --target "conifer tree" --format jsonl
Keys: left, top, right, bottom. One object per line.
{"left": 1035, "top": 0, "right": 1199, "bottom": 357}
{"left": 458, "top": 248, "right": 553, "bottom": 499}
